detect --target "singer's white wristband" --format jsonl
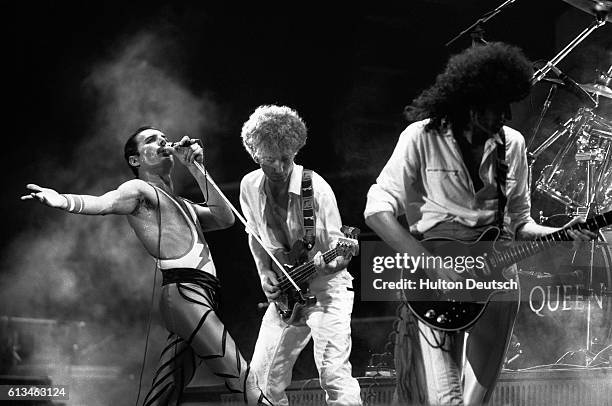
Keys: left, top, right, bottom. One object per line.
{"left": 61, "top": 194, "right": 85, "bottom": 213}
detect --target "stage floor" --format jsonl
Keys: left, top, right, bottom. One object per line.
{"left": 181, "top": 367, "right": 612, "bottom": 406}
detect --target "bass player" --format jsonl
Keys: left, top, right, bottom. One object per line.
{"left": 239, "top": 105, "right": 362, "bottom": 406}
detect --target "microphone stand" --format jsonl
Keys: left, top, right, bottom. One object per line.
{"left": 445, "top": 0, "right": 517, "bottom": 47}
{"left": 192, "top": 161, "right": 302, "bottom": 293}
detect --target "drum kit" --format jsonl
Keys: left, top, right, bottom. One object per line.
{"left": 533, "top": 68, "right": 612, "bottom": 215}
{"left": 447, "top": 0, "right": 612, "bottom": 368}
{"left": 516, "top": 1, "right": 612, "bottom": 369}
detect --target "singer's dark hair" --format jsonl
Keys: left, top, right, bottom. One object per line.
{"left": 124, "top": 126, "right": 159, "bottom": 177}
{"left": 404, "top": 42, "right": 533, "bottom": 133}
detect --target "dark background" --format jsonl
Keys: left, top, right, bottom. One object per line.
{"left": 2, "top": 1, "right": 611, "bottom": 404}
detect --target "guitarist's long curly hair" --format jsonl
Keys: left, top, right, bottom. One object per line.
{"left": 404, "top": 42, "right": 533, "bottom": 133}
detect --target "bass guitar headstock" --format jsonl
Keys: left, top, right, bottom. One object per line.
{"left": 338, "top": 225, "right": 360, "bottom": 257}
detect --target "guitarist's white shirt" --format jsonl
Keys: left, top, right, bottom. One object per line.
{"left": 240, "top": 164, "right": 353, "bottom": 292}
{"left": 364, "top": 119, "right": 535, "bottom": 235}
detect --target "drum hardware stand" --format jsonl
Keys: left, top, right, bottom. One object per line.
{"left": 527, "top": 111, "right": 583, "bottom": 193}
{"left": 526, "top": 84, "right": 560, "bottom": 190}
{"left": 531, "top": 13, "right": 608, "bottom": 86}
{"left": 560, "top": 155, "right": 603, "bottom": 363}
{"left": 554, "top": 237, "right": 601, "bottom": 366}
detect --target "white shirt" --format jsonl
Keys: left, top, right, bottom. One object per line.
{"left": 364, "top": 119, "right": 534, "bottom": 234}
{"left": 240, "top": 164, "right": 353, "bottom": 290}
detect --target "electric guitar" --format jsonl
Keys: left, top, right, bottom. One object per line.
{"left": 272, "top": 225, "right": 360, "bottom": 326}
{"left": 406, "top": 211, "right": 611, "bottom": 332}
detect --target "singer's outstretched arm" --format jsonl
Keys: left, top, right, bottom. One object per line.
{"left": 21, "top": 180, "right": 147, "bottom": 215}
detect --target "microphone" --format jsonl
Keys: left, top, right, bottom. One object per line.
{"left": 548, "top": 66, "right": 596, "bottom": 105}
{"left": 168, "top": 138, "right": 201, "bottom": 149}
{"left": 157, "top": 138, "right": 201, "bottom": 155}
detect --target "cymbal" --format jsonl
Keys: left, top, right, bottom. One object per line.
{"left": 562, "top": 0, "right": 612, "bottom": 22}
{"left": 581, "top": 83, "right": 612, "bottom": 98}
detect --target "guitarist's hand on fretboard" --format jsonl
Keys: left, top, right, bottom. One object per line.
{"left": 313, "top": 250, "right": 351, "bottom": 276}
{"left": 558, "top": 216, "right": 598, "bottom": 245}
{"left": 313, "top": 237, "right": 358, "bottom": 276}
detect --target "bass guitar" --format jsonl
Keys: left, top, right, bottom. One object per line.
{"left": 406, "top": 211, "right": 611, "bottom": 331}
{"left": 272, "top": 225, "right": 360, "bottom": 325}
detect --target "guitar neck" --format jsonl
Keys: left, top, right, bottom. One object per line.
{"left": 278, "top": 248, "right": 339, "bottom": 291}
{"left": 490, "top": 211, "right": 612, "bottom": 268}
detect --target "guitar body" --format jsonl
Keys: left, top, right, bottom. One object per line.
{"left": 406, "top": 300, "right": 488, "bottom": 333}
{"left": 406, "top": 227, "right": 519, "bottom": 332}
{"left": 402, "top": 211, "right": 612, "bottom": 332}
{"left": 271, "top": 241, "right": 313, "bottom": 326}
{"left": 274, "top": 288, "right": 316, "bottom": 326}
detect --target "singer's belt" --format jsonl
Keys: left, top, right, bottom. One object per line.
{"left": 161, "top": 268, "right": 220, "bottom": 291}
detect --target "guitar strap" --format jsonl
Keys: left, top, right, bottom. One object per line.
{"left": 496, "top": 129, "right": 508, "bottom": 230}
{"left": 301, "top": 168, "right": 316, "bottom": 251}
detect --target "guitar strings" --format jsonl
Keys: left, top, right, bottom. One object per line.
{"left": 276, "top": 248, "right": 340, "bottom": 290}
{"left": 278, "top": 215, "right": 603, "bottom": 287}
{"left": 491, "top": 217, "right": 601, "bottom": 268}
{"left": 277, "top": 249, "right": 337, "bottom": 290}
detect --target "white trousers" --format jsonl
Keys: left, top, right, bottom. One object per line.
{"left": 418, "top": 297, "right": 519, "bottom": 405}
{"left": 250, "top": 284, "right": 362, "bottom": 406}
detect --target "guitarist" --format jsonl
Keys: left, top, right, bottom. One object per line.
{"left": 364, "top": 43, "right": 596, "bottom": 405}
{"left": 239, "top": 105, "right": 362, "bottom": 406}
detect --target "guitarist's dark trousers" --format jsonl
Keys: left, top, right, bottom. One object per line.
{"left": 411, "top": 222, "right": 519, "bottom": 406}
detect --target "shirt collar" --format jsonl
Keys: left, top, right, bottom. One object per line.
{"left": 492, "top": 127, "right": 504, "bottom": 144}
{"left": 288, "top": 164, "right": 303, "bottom": 196}
{"left": 438, "top": 120, "right": 504, "bottom": 144}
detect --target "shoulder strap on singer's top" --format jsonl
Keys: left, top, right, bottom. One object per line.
{"left": 301, "top": 169, "right": 315, "bottom": 251}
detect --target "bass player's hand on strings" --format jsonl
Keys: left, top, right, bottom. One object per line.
{"left": 260, "top": 269, "right": 280, "bottom": 301}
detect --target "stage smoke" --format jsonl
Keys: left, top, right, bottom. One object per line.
{"left": 0, "top": 28, "right": 220, "bottom": 405}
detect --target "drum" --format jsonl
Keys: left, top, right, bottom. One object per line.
{"left": 535, "top": 109, "right": 612, "bottom": 209}
{"left": 508, "top": 239, "right": 612, "bottom": 368}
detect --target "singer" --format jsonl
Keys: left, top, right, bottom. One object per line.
{"left": 21, "top": 126, "right": 271, "bottom": 406}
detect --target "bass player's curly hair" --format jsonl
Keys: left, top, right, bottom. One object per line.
{"left": 241, "top": 105, "right": 307, "bottom": 161}
{"left": 404, "top": 42, "right": 533, "bottom": 132}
